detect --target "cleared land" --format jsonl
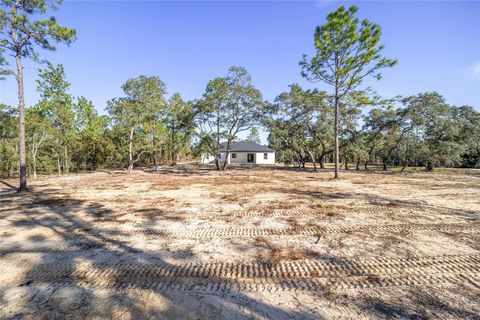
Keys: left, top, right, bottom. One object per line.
{"left": 0, "top": 166, "right": 479, "bottom": 319}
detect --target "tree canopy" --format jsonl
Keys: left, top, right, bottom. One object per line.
{"left": 300, "top": 5, "right": 397, "bottom": 178}
{"left": 0, "top": 5, "right": 478, "bottom": 181}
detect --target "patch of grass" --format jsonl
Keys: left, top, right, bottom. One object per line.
{"left": 258, "top": 200, "right": 298, "bottom": 215}
{"left": 254, "top": 238, "right": 317, "bottom": 266}
{"left": 309, "top": 202, "right": 323, "bottom": 209}
{"left": 284, "top": 216, "right": 304, "bottom": 232}
{"left": 219, "top": 193, "right": 241, "bottom": 202}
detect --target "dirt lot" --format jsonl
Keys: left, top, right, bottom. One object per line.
{"left": 1, "top": 166, "right": 479, "bottom": 319}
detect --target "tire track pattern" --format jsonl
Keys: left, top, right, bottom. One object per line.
{"left": 6, "top": 254, "right": 480, "bottom": 292}
{"left": 183, "top": 204, "right": 469, "bottom": 218}
{"left": 97, "top": 222, "right": 480, "bottom": 239}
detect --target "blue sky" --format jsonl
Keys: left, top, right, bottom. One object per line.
{"left": 1, "top": 1, "right": 479, "bottom": 142}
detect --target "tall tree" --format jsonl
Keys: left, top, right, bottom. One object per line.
{"left": 36, "top": 62, "right": 75, "bottom": 174}
{"left": 221, "top": 66, "right": 264, "bottom": 170}
{"left": 0, "top": 104, "right": 17, "bottom": 178}
{"left": 25, "top": 105, "right": 53, "bottom": 178}
{"left": 272, "top": 85, "right": 325, "bottom": 171}
{"left": 266, "top": 84, "right": 333, "bottom": 171}
{"left": 0, "top": 0, "right": 76, "bottom": 191}
{"left": 300, "top": 5, "right": 396, "bottom": 179}
{"left": 195, "top": 67, "right": 263, "bottom": 170}
{"left": 194, "top": 77, "right": 230, "bottom": 170}
{"left": 73, "top": 97, "right": 110, "bottom": 170}
{"left": 456, "top": 106, "right": 480, "bottom": 168}
{"left": 402, "top": 92, "right": 465, "bottom": 171}
{"left": 267, "top": 120, "right": 309, "bottom": 169}
{"left": 107, "top": 76, "right": 166, "bottom": 172}
{"left": 246, "top": 127, "right": 261, "bottom": 144}
{"left": 166, "top": 93, "right": 194, "bottom": 165}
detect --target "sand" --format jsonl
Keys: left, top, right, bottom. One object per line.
{"left": 0, "top": 166, "right": 479, "bottom": 319}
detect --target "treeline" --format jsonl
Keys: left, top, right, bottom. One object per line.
{"left": 1, "top": 2, "right": 479, "bottom": 184}
{"left": 1, "top": 62, "right": 479, "bottom": 179}
{"left": 0, "top": 64, "right": 192, "bottom": 178}
{"left": 266, "top": 86, "right": 480, "bottom": 171}
{"left": 0, "top": 65, "right": 268, "bottom": 178}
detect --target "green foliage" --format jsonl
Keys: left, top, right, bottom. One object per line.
{"left": 35, "top": 62, "right": 76, "bottom": 172}
{"left": 300, "top": 5, "right": 397, "bottom": 92}
{"left": 300, "top": 5, "right": 397, "bottom": 178}
{"left": 401, "top": 92, "right": 468, "bottom": 171}
{"left": 0, "top": 104, "right": 17, "bottom": 178}
{"left": 266, "top": 84, "right": 332, "bottom": 170}
{"left": 107, "top": 75, "right": 167, "bottom": 170}
{"left": 73, "top": 97, "right": 112, "bottom": 170}
{"left": 246, "top": 127, "right": 261, "bottom": 144}
{"left": 194, "top": 77, "right": 230, "bottom": 163}
{"left": 194, "top": 66, "right": 264, "bottom": 169}
{"left": 0, "top": 0, "right": 76, "bottom": 189}
{"left": 0, "top": 0, "right": 76, "bottom": 78}
{"left": 0, "top": 4, "right": 478, "bottom": 179}
{"left": 166, "top": 93, "right": 194, "bottom": 164}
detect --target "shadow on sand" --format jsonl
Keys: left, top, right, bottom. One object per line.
{"left": 1, "top": 169, "right": 479, "bottom": 319}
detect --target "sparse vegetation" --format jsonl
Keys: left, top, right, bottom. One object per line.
{"left": 0, "top": 2, "right": 478, "bottom": 319}
{"left": 1, "top": 166, "right": 479, "bottom": 318}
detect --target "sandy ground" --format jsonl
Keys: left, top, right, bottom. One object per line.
{"left": 0, "top": 165, "right": 479, "bottom": 319}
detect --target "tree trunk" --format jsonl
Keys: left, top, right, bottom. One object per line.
{"left": 364, "top": 160, "right": 369, "bottom": 171}
{"left": 319, "top": 156, "right": 325, "bottom": 169}
{"left": 307, "top": 151, "right": 317, "bottom": 172}
{"left": 171, "top": 119, "right": 175, "bottom": 164}
{"left": 222, "top": 153, "right": 229, "bottom": 170}
{"left": 333, "top": 83, "right": 340, "bottom": 179}
{"left": 215, "top": 109, "right": 221, "bottom": 171}
{"left": 64, "top": 145, "right": 69, "bottom": 173}
{"left": 158, "top": 144, "right": 163, "bottom": 166}
{"left": 128, "top": 127, "right": 134, "bottom": 172}
{"left": 222, "top": 142, "right": 231, "bottom": 171}
{"left": 425, "top": 161, "right": 434, "bottom": 172}
{"left": 57, "top": 157, "right": 61, "bottom": 176}
{"left": 383, "top": 159, "right": 387, "bottom": 171}
{"left": 356, "top": 158, "right": 361, "bottom": 171}
{"left": 344, "top": 158, "right": 349, "bottom": 170}
{"left": 152, "top": 116, "right": 157, "bottom": 168}
{"left": 15, "top": 54, "right": 27, "bottom": 191}
{"left": 32, "top": 148, "right": 37, "bottom": 179}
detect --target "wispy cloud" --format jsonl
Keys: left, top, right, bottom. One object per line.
{"left": 457, "top": 61, "right": 480, "bottom": 79}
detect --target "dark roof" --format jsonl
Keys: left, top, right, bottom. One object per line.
{"left": 220, "top": 141, "right": 274, "bottom": 152}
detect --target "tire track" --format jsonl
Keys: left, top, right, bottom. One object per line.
{"left": 24, "top": 272, "right": 478, "bottom": 293}
{"left": 5, "top": 253, "right": 480, "bottom": 292}
{"left": 182, "top": 204, "right": 468, "bottom": 218}
{"left": 96, "top": 222, "right": 480, "bottom": 239}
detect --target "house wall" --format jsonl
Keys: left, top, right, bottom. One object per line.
{"left": 202, "top": 152, "right": 275, "bottom": 164}
{"left": 201, "top": 154, "right": 215, "bottom": 164}
{"left": 255, "top": 152, "right": 275, "bottom": 164}
{"left": 229, "top": 152, "right": 251, "bottom": 164}
{"left": 201, "top": 153, "right": 232, "bottom": 164}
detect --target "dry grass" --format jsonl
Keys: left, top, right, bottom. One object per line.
{"left": 254, "top": 238, "right": 317, "bottom": 266}
{"left": 1, "top": 166, "right": 480, "bottom": 318}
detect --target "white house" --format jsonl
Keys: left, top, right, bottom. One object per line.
{"left": 202, "top": 141, "right": 276, "bottom": 165}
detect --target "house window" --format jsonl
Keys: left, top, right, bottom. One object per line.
{"left": 232, "top": 153, "right": 237, "bottom": 159}
{"left": 264, "top": 153, "right": 268, "bottom": 160}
